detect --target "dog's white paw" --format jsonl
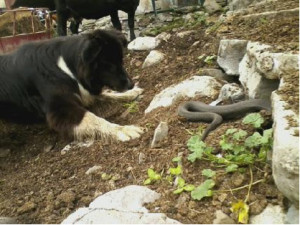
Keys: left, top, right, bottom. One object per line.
{"left": 115, "top": 125, "right": 144, "bottom": 142}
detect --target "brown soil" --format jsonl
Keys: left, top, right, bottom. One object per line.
{"left": 0, "top": 1, "right": 298, "bottom": 224}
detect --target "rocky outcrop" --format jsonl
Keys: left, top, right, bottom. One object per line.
{"left": 62, "top": 185, "right": 180, "bottom": 224}
{"left": 217, "top": 39, "right": 248, "bottom": 76}
{"left": 145, "top": 76, "right": 222, "bottom": 113}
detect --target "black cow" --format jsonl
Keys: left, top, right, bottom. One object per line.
{"left": 12, "top": 0, "right": 140, "bottom": 40}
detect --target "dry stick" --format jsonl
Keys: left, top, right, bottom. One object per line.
{"left": 245, "top": 166, "right": 254, "bottom": 203}
{"left": 215, "top": 178, "right": 264, "bottom": 193}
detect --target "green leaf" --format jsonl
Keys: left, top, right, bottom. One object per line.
{"left": 261, "top": 128, "right": 273, "bottom": 145}
{"left": 177, "top": 177, "right": 186, "bottom": 188}
{"left": 183, "top": 184, "right": 195, "bottom": 192}
{"left": 172, "top": 156, "right": 182, "bottom": 162}
{"left": 245, "top": 132, "right": 262, "bottom": 148}
{"left": 242, "top": 113, "right": 264, "bottom": 128}
{"left": 147, "top": 168, "right": 161, "bottom": 180}
{"left": 225, "top": 128, "right": 238, "bottom": 135}
{"left": 232, "top": 130, "right": 248, "bottom": 141}
{"left": 220, "top": 139, "right": 234, "bottom": 151}
{"left": 187, "top": 136, "right": 206, "bottom": 152}
{"left": 226, "top": 164, "right": 238, "bottom": 173}
{"left": 232, "top": 145, "right": 246, "bottom": 155}
{"left": 202, "top": 169, "right": 216, "bottom": 178}
{"left": 234, "top": 154, "right": 255, "bottom": 165}
{"left": 191, "top": 179, "right": 215, "bottom": 200}
{"left": 169, "top": 166, "right": 182, "bottom": 176}
{"left": 144, "top": 178, "right": 152, "bottom": 185}
{"left": 173, "top": 187, "right": 184, "bottom": 194}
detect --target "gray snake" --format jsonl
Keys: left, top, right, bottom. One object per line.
{"left": 178, "top": 99, "right": 271, "bottom": 141}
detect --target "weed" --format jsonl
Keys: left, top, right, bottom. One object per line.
{"left": 123, "top": 101, "right": 139, "bottom": 113}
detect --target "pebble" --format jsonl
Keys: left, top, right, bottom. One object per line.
{"left": 85, "top": 166, "right": 102, "bottom": 175}
{"left": 231, "top": 173, "right": 245, "bottom": 187}
{"left": 250, "top": 198, "right": 268, "bottom": 215}
{"left": 17, "top": 201, "right": 36, "bottom": 214}
{"left": 57, "top": 190, "right": 76, "bottom": 204}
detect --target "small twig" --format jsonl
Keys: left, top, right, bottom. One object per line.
{"left": 215, "top": 178, "right": 264, "bottom": 193}
{"left": 245, "top": 166, "right": 253, "bottom": 203}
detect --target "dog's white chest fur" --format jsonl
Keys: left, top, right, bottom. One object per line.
{"left": 57, "top": 56, "right": 95, "bottom": 106}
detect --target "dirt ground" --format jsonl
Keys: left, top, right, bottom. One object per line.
{"left": 0, "top": 1, "right": 298, "bottom": 224}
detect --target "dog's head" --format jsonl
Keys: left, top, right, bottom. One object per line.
{"left": 78, "top": 29, "right": 133, "bottom": 95}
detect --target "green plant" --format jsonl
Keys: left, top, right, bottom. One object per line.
{"left": 123, "top": 101, "right": 139, "bottom": 113}
{"left": 169, "top": 156, "right": 195, "bottom": 194}
{"left": 204, "top": 55, "right": 216, "bottom": 65}
{"left": 143, "top": 168, "right": 161, "bottom": 185}
{"left": 242, "top": 113, "right": 264, "bottom": 128}
{"left": 191, "top": 179, "right": 215, "bottom": 200}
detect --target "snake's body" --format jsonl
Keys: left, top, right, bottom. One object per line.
{"left": 178, "top": 99, "right": 271, "bottom": 141}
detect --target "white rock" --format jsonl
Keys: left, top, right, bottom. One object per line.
{"left": 128, "top": 37, "right": 160, "bottom": 51}
{"left": 250, "top": 204, "right": 286, "bottom": 224}
{"left": 238, "top": 42, "right": 281, "bottom": 99}
{"left": 62, "top": 209, "right": 180, "bottom": 224}
{"left": 211, "top": 83, "right": 244, "bottom": 105}
{"left": 0, "top": 217, "right": 18, "bottom": 224}
{"left": 89, "top": 185, "right": 160, "bottom": 212}
{"left": 217, "top": 39, "right": 248, "bottom": 75}
{"left": 177, "top": 30, "right": 195, "bottom": 38}
{"left": 285, "top": 205, "right": 299, "bottom": 224}
{"left": 61, "top": 185, "right": 180, "bottom": 224}
{"left": 228, "top": 0, "right": 257, "bottom": 11}
{"left": 142, "top": 50, "right": 165, "bottom": 68}
{"left": 271, "top": 91, "right": 299, "bottom": 205}
{"left": 156, "top": 32, "right": 171, "bottom": 42}
{"left": 213, "top": 210, "right": 235, "bottom": 224}
{"left": 204, "top": 0, "right": 222, "bottom": 14}
{"left": 151, "top": 122, "right": 169, "bottom": 148}
{"left": 85, "top": 166, "right": 102, "bottom": 175}
{"left": 145, "top": 76, "right": 222, "bottom": 113}
{"left": 61, "top": 141, "right": 94, "bottom": 155}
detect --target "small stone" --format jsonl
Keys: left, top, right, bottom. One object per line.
{"left": 250, "top": 198, "right": 268, "bottom": 215}
{"left": 231, "top": 173, "right": 245, "bottom": 187}
{"left": 138, "top": 152, "right": 146, "bottom": 164}
{"left": 0, "top": 217, "right": 18, "bottom": 224}
{"left": 151, "top": 122, "right": 169, "bottom": 148}
{"left": 217, "top": 193, "right": 228, "bottom": 203}
{"left": 57, "top": 190, "right": 76, "bottom": 204}
{"left": 17, "top": 201, "right": 36, "bottom": 214}
{"left": 213, "top": 210, "right": 235, "bottom": 224}
{"left": 85, "top": 166, "right": 102, "bottom": 175}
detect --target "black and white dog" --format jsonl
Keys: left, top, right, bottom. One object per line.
{"left": 0, "top": 29, "right": 143, "bottom": 141}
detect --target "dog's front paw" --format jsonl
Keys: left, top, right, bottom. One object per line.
{"left": 115, "top": 125, "right": 144, "bottom": 142}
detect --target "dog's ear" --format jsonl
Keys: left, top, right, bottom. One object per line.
{"left": 81, "top": 39, "right": 102, "bottom": 64}
{"left": 109, "top": 29, "right": 128, "bottom": 48}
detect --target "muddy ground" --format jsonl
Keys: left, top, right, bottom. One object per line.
{"left": 0, "top": 1, "right": 298, "bottom": 223}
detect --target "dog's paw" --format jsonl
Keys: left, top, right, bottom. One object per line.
{"left": 114, "top": 125, "right": 144, "bottom": 142}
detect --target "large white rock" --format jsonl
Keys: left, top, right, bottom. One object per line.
{"left": 204, "top": 0, "right": 222, "bottom": 14}
{"left": 238, "top": 42, "right": 299, "bottom": 99}
{"left": 271, "top": 91, "right": 299, "bottom": 205}
{"left": 89, "top": 185, "right": 160, "bottom": 212}
{"left": 142, "top": 50, "right": 165, "bottom": 68}
{"left": 250, "top": 204, "right": 286, "bottom": 224}
{"left": 128, "top": 37, "right": 160, "bottom": 51}
{"left": 217, "top": 39, "right": 248, "bottom": 76}
{"left": 62, "top": 185, "right": 180, "bottom": 224}
{"left": 145, "top": 76, "right": 222, "bottom": 113}
{"left": 62, "top": 209, "right": 180, "bottom": 224}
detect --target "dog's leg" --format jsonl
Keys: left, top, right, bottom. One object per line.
{"left": 73, "top": 111, "right": 143, "bottom": 141}
{"left": 101, "top": 84, "right": 144, "bottom": 102}
{"left": 46, "top": 94, "right": 143, "bottom": 141}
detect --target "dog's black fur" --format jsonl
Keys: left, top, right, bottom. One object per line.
{"left": 0, "top": 29, "right": 135, "bottom": 138}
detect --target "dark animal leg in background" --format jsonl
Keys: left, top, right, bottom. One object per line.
{"left": 70, "top": 18, "right": 82, "bottom": 34}
{"left": 127, "top": 11, "right": 136, "bottom": 41}
{"left": 110, "top": 11, "right": 122, "bottom": 31}
{"left": 55, "top": 0, "right": 69, "bottom": 36}
{"left": 151, "top": 0, "right": 157, "bottom": 16}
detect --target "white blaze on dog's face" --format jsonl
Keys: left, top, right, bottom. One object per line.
{"left": 78, "top": 30, "right": 134, "bottom": 95}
